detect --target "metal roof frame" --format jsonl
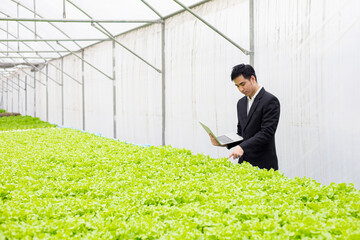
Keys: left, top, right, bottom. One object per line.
{"left": 0, "top": 0, "right": 254, "bottom": 145}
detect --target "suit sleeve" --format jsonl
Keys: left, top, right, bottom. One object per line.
{"left": 226, "top": 100, "right": 243, "bottom": 149}
{"left": 239, "top": 96, "right": 280, "bottom": 152}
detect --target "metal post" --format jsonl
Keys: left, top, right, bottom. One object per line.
{"left": 18, "top": 74, "right": 20, "bottom": 113}
{"left": 17, "top": 4, "right": 20, "bottom": 51}
{"left": 61, "top": 57, "right": 64, "bottom": 125}
{"left": 33, "top": 0, "right": 37, "bottom": 39}
{"left": 11, "top": 78, "right": 13, "bottom": 112}
{"left": 141, "top": 0, "right": 166, "bottom": 145}
{"left": 63, "top": 0, "right": 66, "bottom": 18}
{"left": 34, "top": 72, "right": 36, "bottom": 117}
{"left": 46, "top": 64, "right": 48, "bottom": 122}
{"left": 0, "top": 81, "right": 2, "bottom": 109}
{"left": 25, "top": 76, "right": 27, "bottom": 115}
{"left": 112, "top": 40, "right": 117, "bottom": 139}
{"left": 6, "top": 79, "right": 8, "bottom": 110}
{"left": 249, "top": 0, "right": 254, "bottom": 66}
{"left": 161, "top": 21, "right": 166, "bottom": 146}
{"left": 81, "top": 50, "right": 85, "bottom": 131}
{"left": 6, "top": 19, "right": 9, "bottom": 56}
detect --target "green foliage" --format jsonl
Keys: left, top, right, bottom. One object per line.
{"left": 0, "top": 109, "right": 5, "bottom": 113}
{"left": 0, "top": 128, "right": 359, "bottom": 239}
{"left": 0, "top": 115, "right": 56, "bottom": 131}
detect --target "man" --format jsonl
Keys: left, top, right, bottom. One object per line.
{"left": 210, "top": 64, "right": 280, "bottom": 170}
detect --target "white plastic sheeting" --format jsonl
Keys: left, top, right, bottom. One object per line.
{"left": 47, "top": 60, "right": 62, "bottom": 124}
{"left": 62, "top": 54, "right": 82, "bottom": 129}
{"left": 164, "top": 0, "right": 249, "bottom": 157}
{"left": 1, "top": 0, "right": 360, "bottom": 188}
{"left": 255, "top": 0, "right": 360, "bottom": 187}
{"left": 115, "top": 24, "right": 162, "bottom": 146}
{"left": 83, "top": 42, "right": 114, "bottom": 138}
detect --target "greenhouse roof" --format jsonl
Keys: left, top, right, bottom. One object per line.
{"left": 0, "top": 0, "right": 209, "bottom": 75}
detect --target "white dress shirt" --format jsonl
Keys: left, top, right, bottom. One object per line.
{"left": 247, "top": 86, "right": 262, "bottom": 115}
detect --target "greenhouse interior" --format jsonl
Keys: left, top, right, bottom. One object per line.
{"left": 1, "top": 0, "right": 359, "bottom": 238}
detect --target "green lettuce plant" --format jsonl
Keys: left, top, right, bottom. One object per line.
{"left": 0, "top": 115, "right": 56, "bottom": 131}
{"left": 0, "top": 128, "right": 359, "bottom": 239}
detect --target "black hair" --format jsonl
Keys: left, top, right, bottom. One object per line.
{"left": 231, "top": 64, "right": 257, "bottom": 82}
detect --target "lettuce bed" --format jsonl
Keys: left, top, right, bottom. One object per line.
{"left": 0, "top": 115, "right": 56, "bottom": 131}
{"left": 0, "top": 128, "right": 359, "bottom": 239}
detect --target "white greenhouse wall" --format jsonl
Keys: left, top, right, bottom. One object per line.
{"left": 254, "top": 0, "right": 360, "bottom": 187}
{"left": 1, "top": 0, "right": 359, "bottom": 188}
{"left": 164, "top": 0, "right": 249, "bottom": 158}
{"left": 115, "top": 24, "right": 162, "bottom": 146}
{"left": 47, "top": 60, "right": 63, "bottom": 125}
{"left": 63, "top": 54, "right": 83, "bottom": 130}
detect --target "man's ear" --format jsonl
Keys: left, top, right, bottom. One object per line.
{"left": 250, "top": 75, "right": 256, "bottom": 83}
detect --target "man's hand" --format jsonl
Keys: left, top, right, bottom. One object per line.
{"left": 209, "top": 133, "right": 221, "bottom": 146}
{"left": 228, "top": 145, "right": 244, "bottom": 159}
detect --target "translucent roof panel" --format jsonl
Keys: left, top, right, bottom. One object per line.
{"left": 0, "top": 0, "right": 208, "bottom": 63}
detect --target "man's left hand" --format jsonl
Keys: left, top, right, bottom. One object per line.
{"left": 228, "top": 146, "right": 244, "bottom": 159}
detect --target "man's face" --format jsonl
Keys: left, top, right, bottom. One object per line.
{"left": 233, "top": 75, "right": 257, "bottom": 97}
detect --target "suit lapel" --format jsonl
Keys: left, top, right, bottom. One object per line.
{"left": 243, "top": 88, "right": 265, "bottom": 130}
{"left": 240, "top": 97, "right": 247, "bottom": 121}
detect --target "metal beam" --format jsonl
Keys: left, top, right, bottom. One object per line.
{"left": 3, "top": 51, "right": 69, "bottom": 53}
{"left": 0, "top": 57, "right": 53, "bottom": 59}
{"left": 91, "top": 24, "right": 161, "bottom": 73}
{"left": 0, "top": 27, "right": 81, "bottom": 85}
{"left": 11, "top": 0, "right": 83, "bottom": 50}
{"left": 173, "top": 0, "right": 251, "bottom": 55}
{"left": 0, "top": 38, "right": 109, "bottom": 42}
{"left": 0, "top": 10, "right": 62, "bottom": 58}
{"left": 0, "top": 17, "right": 162, "bottom": 24}
{"left": 0, "top": 43, "right": 62, "bottom": 86}
{"left": 3, "top": 77, "right": 22, "bottom": 91}
{"left": 140, "top": 0, "right": 164, "bottom": 19}
{"left": 66, "top": 0, "right": 162, "bottom": 74}
{"left": 57, "top": 41, "right": 113, "bottom": 80}
{"left": 14, "top": 71, "right": 35, "bottom": 89}
{"left": 7, "top": 77, "right": 25, "bottom": 90}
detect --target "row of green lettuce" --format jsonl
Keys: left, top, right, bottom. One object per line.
{"left": 0, "top": 126, "right": 359, "bottom": 239}
{"left": 0, "top": 115, "right": 56, "bottom": 131}
{"left": 0, "top": 128, "right": 360, "bottom": 239}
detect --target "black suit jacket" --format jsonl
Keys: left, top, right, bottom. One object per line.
{"left": 227, "top": 88, "right": 280, "bottom": 170}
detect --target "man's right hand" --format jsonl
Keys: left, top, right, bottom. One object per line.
{"left": 209, "top": 133, "right": 221, "bottom": 146}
